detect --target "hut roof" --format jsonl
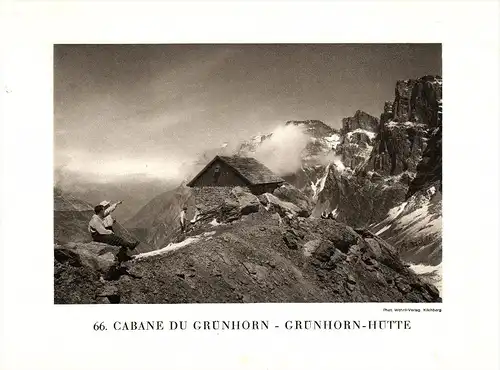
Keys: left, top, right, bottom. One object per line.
{"left": 187, "top": 155, "right": 285, "bottom": 186}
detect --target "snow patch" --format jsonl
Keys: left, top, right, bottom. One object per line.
{"left": 347, "top": 129, "right": 376, "bottom": 141}
{"left": 386, "top": 121, "right": 420, "bottom": 128}
{"left": 325, "top": 133, "right": 340, "bottom": 142}
{"left": 312, "top": 164, "right": 331, "bottom": 200}
{"left": 135, "top": 237, "right": 199, "bottom": 259}
{"left": 384, "top": 202, "right": 408, "bottom": 223}
{"left": 209, "top": 218, "right": 220, "bottom": 227}
{"left": 375, "top": 224, "right": 391, "bottom": 235}
{"left": 409, "top": 263, "right": 442, "bottom": 296}
{"left": 427, "top": 186, "right": 436, "bottom": 197}
{"left": 393, "top": 200, "right": 442, "bottom": 239}
{"left": 333, "top": 159, "right": 345, "bottom": 172}
{"left": 135, "top": 231, "right": 216, "bottom": 259}
{"left": 324, "top": 133, "right": 341, "bottom": 149}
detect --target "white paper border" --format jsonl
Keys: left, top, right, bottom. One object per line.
{"left": 1, "top": 1, "right": 499, "bottom": 369}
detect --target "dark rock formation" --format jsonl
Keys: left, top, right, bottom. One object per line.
{"left": 341, "top": 110, "right": 379, "bottom": 134}
{"left": 314, "top": 164, "right": 408, "bottom": 228}
{"left": 333, "top": 111, "right": 379, "bottom": 170}
{"left": 363, "top": 121, "right": 428, "bottom": 176}
{"left": 362, "top": 75, "right": 442, "bottom": 177}
{"left": 407, "top": 125, "right": 442, "bottom": 198}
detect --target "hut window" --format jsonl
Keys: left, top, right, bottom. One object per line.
{"left": 213, "top": 165, "right": 221, "bottom": 184}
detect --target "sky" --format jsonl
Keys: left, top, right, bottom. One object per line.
{"left": 54, "top": 44, "right": 442, "bottom": 183}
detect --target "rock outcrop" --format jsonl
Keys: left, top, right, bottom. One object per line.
{"left": 362, "top": 76, "right": 442, "bottom": 177}
{"left": 407, "top": 125, "right": 442, "bottom": 198}
{"left": 336, "top": 110, "right": 378, "bottom": 170}
{"left": 393, "top": 75, "right": 442, "bottom": 127}
{"left": 313, "top": 164, "right": 408, "bottom": 228}
{"left": 341, "top": 110, "right": 379, "bottom": 134}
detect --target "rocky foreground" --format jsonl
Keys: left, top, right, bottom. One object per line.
{"left": 55, "top": 186, "right": 440, "bottom": 304}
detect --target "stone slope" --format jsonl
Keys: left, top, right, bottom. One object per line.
{"left": 54, "top": 196, "right": 440, "bottom": 304}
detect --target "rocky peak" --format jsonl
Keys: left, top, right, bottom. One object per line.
{"left": 237, "top": 133, "right": 273, "bottom": 155}
{"left": 341, "top": 110, "right": 379, "bottom": 134}
{"left": 334, "top": 111, "right": 379, "bottom": 170}
{"left": 286, "top": 119, "right": 337, "bottom": 138}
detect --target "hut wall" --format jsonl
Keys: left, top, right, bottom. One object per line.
{"left": 249, "top": 183, "right": 282, "bottom": 195}
{"left": 190, "top": 159, "right": 248, "bottom": 187}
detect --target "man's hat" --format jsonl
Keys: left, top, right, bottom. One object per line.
{"left": 99, "top": 200, "right": 110, "bottom": 207}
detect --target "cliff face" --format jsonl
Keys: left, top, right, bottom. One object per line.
{"left": 341, "top": 110, "right": 379, "bottom": 133}
{"left": 314, "top": 75, "right": 442, "bottom": 266}
{"left": 363, "top": 76, "right": 442, "bottom": 178}
{"left": 394, "top": 75, "right": 442, "bottom": 127}
{"left": 336, "top": 110, "right": 378, "bottom": 170}
{"left": 407, "top": 125, "right": 442, "bottom": 198}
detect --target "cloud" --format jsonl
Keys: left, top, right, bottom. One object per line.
{"left": 253, "top": 124, "right": 310, "bottom": 176}
{"left": 54, "top": 149, "right": 194, "bottom": 185}
{"left": 317, "top": 150, "right": 344, "bottom": 169}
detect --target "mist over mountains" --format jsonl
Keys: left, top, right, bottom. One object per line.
{"left": 54, "top": 168, "right": 177, "bottom": 221}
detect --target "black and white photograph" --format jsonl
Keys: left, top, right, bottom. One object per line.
{"left": 54, "top": 44, "right": 443, "bottom": 304}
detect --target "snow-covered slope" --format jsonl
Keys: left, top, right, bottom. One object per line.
{"left": 371, "top": 185, "right": 442, "bottom": 265}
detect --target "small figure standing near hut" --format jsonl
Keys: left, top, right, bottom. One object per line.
{"left": 179, "top": 205, "right": 188, "bottom": 233}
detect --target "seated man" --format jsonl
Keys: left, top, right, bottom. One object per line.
{"left": 99, "top": 200, "right": 122, "bottom": 232}
{"left": 89, "top": 204, "right": 139, "bottom": 250}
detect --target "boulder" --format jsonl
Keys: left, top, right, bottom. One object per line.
{"left": 231, "top": 187, "right": 260, "bottom": 215}
{"left": 54, "top": 242, "right": 132, "bottom": 278}
{"left": 272, "top": 184, "right": 314, "bottom": 216}
{"left": 263, "top": 193, "right": 308, "bottom": 218}
{"left": 218, "top": 199, "right": 240, "bottom": 223}
{"left": 283, "top": 231, "right": 300, "bottom": 250}
{"left": 341, "top": 110, "right": 379, "bottom": 133}
{"left": 364, "top": 238, "right": 383, "bottom": 259}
